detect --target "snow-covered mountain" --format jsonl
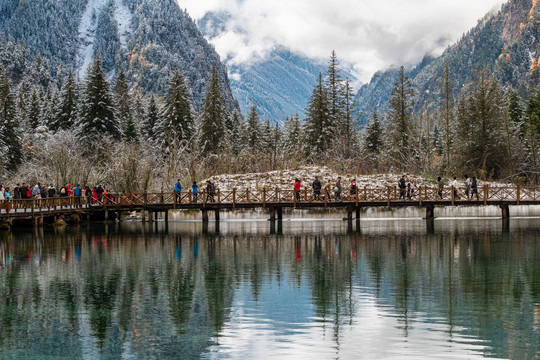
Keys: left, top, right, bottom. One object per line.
{"left": 198, "top": 11, "right": 358, "bottom": 123}
{"left": 356, "top": 0, "right": 538, "bottom": 122}
{"left": 0, "top": 0, "right": 239, "bottom": 111}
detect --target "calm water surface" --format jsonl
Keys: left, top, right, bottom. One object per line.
{"left": 0, "top": 218, "right": 539, "bottom": 359}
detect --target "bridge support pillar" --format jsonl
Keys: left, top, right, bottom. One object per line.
{"left": 500, "top": 204, "right": 510, "bottom": 219}
{"left": 346, "top": 210, "right": 353, "bottom": 221}
{"left": 104, "top": 209, "right": 109, "bottom": 222}
{"left": 355, "top": 207, "right": 360, "bottom": 220}
{"left": 426, "top": 204, "right": 435, "bottom": 221}
{"left": 148, "top": 211, "right": 153, "bottom": 223}
{"left": 269, "top": 208, "right": 276, "bottom": 221}
{"left": 201, "top": 210, "right": 209, "bottom": 223}
{"left": 277, "top": 208, "right": 283, "bottom": 221}
{"left": 215, "top": 209, "right": 220, "bottom": 222}
{"left": 164, "top": 211, "right": 169, "bottom": 222}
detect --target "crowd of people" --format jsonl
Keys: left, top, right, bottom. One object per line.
{"left": 0, "top": 183, "right": 112, "bottom": 204}
{"left": 0, "top": 175, "right": 481, "bottom": 205}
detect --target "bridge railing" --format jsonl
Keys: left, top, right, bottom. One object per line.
{"left": 1, "top": 185, "right": 539, "bottom": 214}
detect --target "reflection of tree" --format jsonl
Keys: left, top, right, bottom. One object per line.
{"left": 84, "top": 267, "right": 121, "bottom": 348}
{"left": 0, "top": 268, "right": 20, "bottom": 346}
{"left": 204, "top": 236, "right": 234, "bottom": 333}
{"left": 50, "top": 279, "right": 79, "bottom": 332}
{"left": 394, "top": 236, "right": 416, "bottom": 337}
{"left": 168, "top": 261, "right": 195, "bottom": 334}
{"left": 117, "top": 268, "right": 137, "bottom": 335}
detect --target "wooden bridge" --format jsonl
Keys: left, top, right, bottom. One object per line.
{"left": 0, "top": 185, "right": 538, "bottom": 229}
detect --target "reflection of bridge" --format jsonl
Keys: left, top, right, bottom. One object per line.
{"left": 0, "top": 185, "right": 537, "bottom": 228}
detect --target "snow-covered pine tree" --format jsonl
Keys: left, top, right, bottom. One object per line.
{"left": 325, "top": 50, "right": 343, "bottom": 127}
{"left": 441, "top": 64, "right": 454, "bottom": 170}
{"left": 365, "top": 106, "right": 383, "bottom": 154}
{"left": 246, "top": 102, "right": 261, "bottom": 149}
{"left": 226, "top": 110, "right": 245, "bottom": 155}
{"left": 158, "top": 69, "right": 194, "bottom": 148}
{"left": 455, "top": 70, "right": 508, "bottom": 177}
{"left": 281, "top": 113, "right": 302, "bottom": 158}
{"left": 78, "top": 56, "right": 121, "bottom": 144}
{"left": 114, "top": 67, "right": 137, "bottom": 141}
{"left": 40, "top": 88, "right": 58, "bottom": 131}
{"left": 52, "top": 70, "right": 78, "bottom": 131}
{"left": 304, "top": 72, "right": 331, "bottom": 156}
{"left": 27, "top": 88, "right": 41, "bottom": 130}
{"left": 199, "top": 66, "right": 228, "bottom": 156}
{"left": 260, "top": 118, "right": 273, "bottom": 153}
{"left": 143, "top": 94, "right": 159, "bottom": 142}
{"left": 387, "top": 66, "right": 415, "bottom": 166}
{"left": 0, "top": 69, "right": 23, "bottom": 171}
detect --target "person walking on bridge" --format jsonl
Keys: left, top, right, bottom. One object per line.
{"left": 471, "top": 176, "right": 479, "bottom": 200}
{"left": 175, "top": 179, "right": 183, "bottom": 204}
{"left": 312, "top": 177, "right": 321, "bottom": 201}
{"left": 451, "top": 176, "right": 461, "bottom": 200}
{"left": 437, "top": 177, "right": 444, "bottom": 199}
{"left": 335, "top": 177, "right": 342, "bottom": 202}
{"left": 398, "top": 175, "right": 407, "bottom": 201}
{"left": 192, "top": 181, "right": 199, "bottom": 203}
{"left": 324, "top": 179, "right": 333, "bottom": 202}
{"left": 294, "top": 179, "right": 301, "bottom": 202}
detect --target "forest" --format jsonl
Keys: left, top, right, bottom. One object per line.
{"left": 0, "top": 39, "right": 538, "bottom": 191}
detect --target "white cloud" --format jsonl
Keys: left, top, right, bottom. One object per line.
{"left": 178, "top": 0, "right": 506, "bottom": 82}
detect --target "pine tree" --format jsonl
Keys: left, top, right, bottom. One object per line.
{"left": 325, "top": 50, "right": 343, "bottom": 126}
{"left": 455, "top": 70, "right": 508, "bottom": 177}
{"left": 158, "top": 69, "right": 194, "bottom": 147}
{"left": 52, "top": 70, "right": 78, "bottom": 131}
{"left": 260, "top": 118, "right": 273, "bottom": 152}
{"left": 365, "top": 107, "right": 383, "bottom": 154}
{"left": 143, "top": 94, "right": 159, "bottom": 141}
{"left": 225, "top": 110, "right": 245, "bottom": 155}
{"left": 199, "top": 67, "right": 228, "bottom": 156}
{"left": 78, "top": 57, "right": 121, "bottom": 144}
{"left": 114, "top": 67, "right": 135, "bottom": 140}
{"left": 246, "top": 102, "right": 261, "bottom": 148}
{"left": 387, "top": 66, "right": 415, "bottom": 165}
{"left": 27, "top": 88, "right": 41, "bottom": 130}
{"left": 304, "top": 72, "right": 331, "bottom": 155}
{"left": 341, "top": 78, "right": 356, "bottom": 155}
{"left": 442, "top": 64, "right": 454, "bottom": 170}
{"left": 0, "top": 69, "right": 23, "bottom": 171}
{"left": 282, "top": 113, "right": 302, "bottom": 158}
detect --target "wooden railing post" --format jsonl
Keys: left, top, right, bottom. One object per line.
{"left": 355, "top": 187, "right": 359, "bottom": 206}
{"left": 451, "top": 186, "right": 455, "bottom": 206}
{"left": 160, "top": 192, "right": 164, "bottom": 204}
{"left": 276, "top": 187, "right": 279, "bottom": 202}
{"left": 363, "top": 186, "right": 367, "bottom": 201}
{"left": 484, "top": 184, "right": 488, "bottom": 206}
{"left": 233, "top": 188, "right": 236, "bottom": 208}
{"left": 173, "top": 190, "right": 177, "bottom": 209}
{"left": 31, "top": 199, "right": 35, "bottom": 219}
{"left": 517, "top": 185, "right": 520, "bottom": 205}
{"left": 304, "top": 187, "right": 308, "bottom": 202}
{"left": 419, "top": 186, "right": 422, "bottom": 207}
{"left": 387, "top": 186, "right": 391, "bottom": 206}
{"left": 263, "top": 188, "right": 266, "bottom": 208}
{"left": 217, "top": 189, "right": 221, "bottom": 204}
{"left": 246, "top": 189, "right": 250, "bottom": 203}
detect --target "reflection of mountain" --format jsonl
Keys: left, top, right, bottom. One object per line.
{"left": 0, "top": 223, "right": 538, "bottom": 358}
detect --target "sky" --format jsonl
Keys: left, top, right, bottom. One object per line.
{"left": 178, "top": 0, "right": 506, "bottom": 83}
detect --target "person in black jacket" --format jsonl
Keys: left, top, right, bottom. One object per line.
{"left": 13, "top": 184, "right": 20, "bottom": 200}
{"left": 312, "top": 177, "right": 322, "bottom": 201}
{"left": 20, "top": 183, "right": 28, "bottom": 199}
{"left": 398, "top": 175, "right": 407, "bottom": 201}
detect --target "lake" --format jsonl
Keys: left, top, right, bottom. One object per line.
{"left": 0, "top": 218, "right": 539, "bottom": 359}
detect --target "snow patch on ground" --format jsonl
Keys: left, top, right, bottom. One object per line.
{"left": 205, "top": 165, "right": 511, "bottom": 191}
{"left": 114, "top": 0, "right": 132, "bottom": 48}
{"left": 205, "top": 166, "right": 431, "bottom": 191}
{"left": 78, "top": 0, "right": 110, "bottom": 78}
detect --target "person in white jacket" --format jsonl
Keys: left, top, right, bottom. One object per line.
{"left": 451, "top": 177, "right": 461, "bottom": 200}
{"left": 0, "top": 185, "right": 5, "bottom": 201}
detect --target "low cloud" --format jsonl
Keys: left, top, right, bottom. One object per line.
{"left": 179, "top": 0, "right": 505, "bottom": 82}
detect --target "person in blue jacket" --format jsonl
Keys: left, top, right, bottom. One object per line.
{"left": 174, "top": 179, "right": 183, "bottom": 203}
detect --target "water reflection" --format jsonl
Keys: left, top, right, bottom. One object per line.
{"left": 0, "top": 219, "right": 539, "bottom": 359}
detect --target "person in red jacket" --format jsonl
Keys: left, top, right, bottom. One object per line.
{"left": 294, "top": 179, "right": 301, "bottom": 202}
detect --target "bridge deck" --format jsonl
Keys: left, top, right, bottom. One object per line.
{"left": 0, "top": 185, "right": 537, "bottom": 223}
